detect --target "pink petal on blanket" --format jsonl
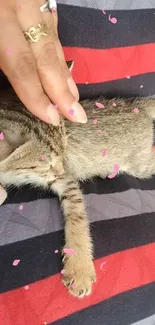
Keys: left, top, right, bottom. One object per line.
{"left": 96, "top": 102, "right": 105, "bottom": 109}
{"left": 19, "top": 204, "right": 23, "bottom": 210}
{"left": 63, "top": 248, "right": 76, "bottom": 255}
{"left": 24, "top": 285, "right": 29, "bottom": 290}
{"left": 100, "top": 261, "right": 106, "bottom": 270}
{"left": 133, "top": 108, "right": 139, "bottom": 113}
{"left": 102, "top": 9, "right": 106, "bottom": 15}
{"left": 61, "top": 269, "right": 65, "bottom": 275}
{"left": 41, "top": 155, "right": 45, "bottom": 160}
{"left": 54, "top": 249, "right": 59, "bottom": 254}
{"left": 0, "top": 132, "right": 4, "bottom": 140}
{"left": 108, "top": 14, "right": 117, "bottom": 24}
{"left": 93, "top": 119, "right": 98, "bottom": 125}
{"left": 114, "top": 164, "right": 119, "bottom": 173}
{"left": 13, "top": 259, "right": 20, "bottom": 266}
{"left": 108, "top": 172, "right": 117, "bottom": 179}
{"left": 102, "top": 149, "right": 107, "bottom": 157}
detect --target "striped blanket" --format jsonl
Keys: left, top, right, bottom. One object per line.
{"left": 0, "top": 1, "right": 155, "bottom": 325}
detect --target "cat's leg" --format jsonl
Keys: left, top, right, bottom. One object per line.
{"left": 50, "top": 175, "right": 96, "bottom": 298}
{"left": 0, "top": 184, "right": 7, "bottom": 205}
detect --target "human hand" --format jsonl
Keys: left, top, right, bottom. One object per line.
{"left": 0, "top": 0, "right": 87, "bottom": 125}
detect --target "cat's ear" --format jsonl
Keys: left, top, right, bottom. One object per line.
{"left": 0, "top": 129, "right": 27, "bottom": 163}
{"left": 0, "top": 140, "right": 38, "bottom": 172}
{"left": 0, "top": 184, "right": 7, "bottom": 205}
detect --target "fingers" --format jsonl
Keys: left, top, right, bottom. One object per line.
{"left": 40, "top": 3, "right": 79, "bottom": 100}
{"left": 17, "top": 0, "right": 87, "bottom": 123}
{"left": 0, "top": 12, "right": 60, "bottom": 125}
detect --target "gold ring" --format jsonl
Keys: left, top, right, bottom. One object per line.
{"left": 24, "top": 23, "right": 48, "bottom": 43}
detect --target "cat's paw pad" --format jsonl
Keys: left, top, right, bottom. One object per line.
{"left": 62, "top": 255, "right": 96, "bottom": 298}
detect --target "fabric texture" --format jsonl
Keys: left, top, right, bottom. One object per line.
{"left": 0, "top": 1, "right": 155, "bottom": 325}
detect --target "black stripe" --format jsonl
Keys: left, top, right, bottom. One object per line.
{"left": 4, "top": 173, "right": 155, "bottom": 204}
{"left": 51, "top": 283, "right": 155, "bottom": 325}
{"left": 1, "top": 69, "right": 155, "bottom": 100}
{"left": 78, "top": 72, "right": 155, "bottom": 100}
{"left": 0, "top": 212, "right": 155, "bottom": 293}
{"left": 58, "top": 5, "right": 155, "bottom": 49}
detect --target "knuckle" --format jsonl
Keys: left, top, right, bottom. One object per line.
{"left": 37, "top": 41, "right": 59, "bottom": 70}
{"left": 11, "top": 52, "right": 36, "bottom": 80}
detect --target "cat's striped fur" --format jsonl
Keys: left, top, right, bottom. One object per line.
{"left": 0, "top": 86, "right": 155, "bottom": 298}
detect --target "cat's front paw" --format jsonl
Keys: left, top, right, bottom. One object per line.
{"left": 62, "top": 253, "right": 96, "bottom": 298}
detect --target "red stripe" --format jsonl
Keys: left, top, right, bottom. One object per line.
{"left": 0, "top": 243, "right": 155, "bottom": 325}
{"left": 63, "top": 43, "right": 155, "bottom": 84}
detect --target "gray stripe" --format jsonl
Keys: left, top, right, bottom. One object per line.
{"left": 131, "top": 315, "right": 155, "bottom": 325}
{"left": 0, "top": 189, "right": 155, "bottom": 246}
{"left": 58, "top": 0, "right": 155, "bottom": 10}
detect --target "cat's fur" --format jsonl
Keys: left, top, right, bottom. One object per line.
{"left": 0, "top": 87, "right": 155, "bottom": 298}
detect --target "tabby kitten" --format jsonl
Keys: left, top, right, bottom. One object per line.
{"left": 0, "top": 86, "right": 155, "bottom": 298}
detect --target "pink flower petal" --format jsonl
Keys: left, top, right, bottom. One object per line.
{"left": 24, "top": 285, "right": 29, "bottom": 290}
{"left": 7, "top": 50, "right": 12, "bottom": 55}
{"left": 102, "top": 149, "right": 107, "bottom": 157}
{"left": 96, "top": 102, "right": 105, "bottom": 109}
{"left": 61, "top": 269, "right": 65, "bottom": 275}
{"left": 19, "top": 204, "right": 23, "bottom": 211}
{"left": 97, "top": 130, "right": 103, "bottom": 133}
{"left": 13, "top": 259, "right": 20, "bottom": 266}
{"left": 112, "top": 103, "right": 116, "bottom": 107}
{"left": 140, "top": 85, "right": 144, "bottom": 88}
{"left": 0, "top": 132, "right": 4, "bottom": 140}
{"left": 102, "top": 9, "right": 106, "bottom": 15}
{"left": 63, "top": 248, "right": 76, "bottom": 255}
{"left": 100, "top": 261, "right": 106, "bottom": 270}
{"left": 133, "top": 108, "right": 139, "bottom": 113}
{"left": 114, "top": 164, "right": 119, "bottom": 173}
{"left": 108, "top": 172, "right": 117, "bottom": 179}
{"left": 54, "top": 249, "right": 59, "bottom": 254}
{"left": 126, "top": 75, "right": 130, "bottom": 79}
{"left": 93, "top": 119, "right": 97, "bottom": 125}
{"left": 72, "top": 283, "right": 76, "bottom": 289}
{"left": 51, "top": 7, "right": 56, "bottom": 14}
{"left": 108, "top": 14, "right": 117, "bottom": 24}
{"left": 41, "top": 155, "right": 45, "bottom": 161}
{"left": 68, "top": 109, "right": 74, "bottom": 116}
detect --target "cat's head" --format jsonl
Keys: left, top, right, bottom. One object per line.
{"left": 0, "top": 128, "right": 66, "bottom": 188}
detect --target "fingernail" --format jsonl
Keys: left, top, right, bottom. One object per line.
{"left": 67, "top": 77, "right": 79, "bottom": 101}
{"left": 46, "top": 104, "right": 60, "bottom": 126}
{"left": 70, "top": 102, "right": 87, "bottom": 123}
